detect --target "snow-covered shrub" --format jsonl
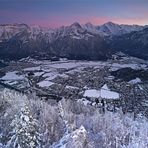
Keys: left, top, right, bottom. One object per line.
{"left": 52, "top": 125, "right": 94, "bottom": 148}
{"left": 55, "top": 99, "right": 148, "bottom": 148}
{"left": 0, "top": 89, "right": 148, "bottom": 148}
{"left": 0, "top": 89, "right": 41, "bottom": 148}
{"left": 7, "top": 105, "right": 41, "bottom": 148}
{"left": 0, "top": 89, "right": 65, "bottom": 147}
{"left": 0, "top": 89, "right": 26, "bottom": 146}
{"left": 29, "top": 99, "right": 65, "bottom": 147}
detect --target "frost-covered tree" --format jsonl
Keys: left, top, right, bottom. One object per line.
{"left": 30, "top": 99, "right": 65, "bottom": 147}
{"left": 55, "top": 99, "right": 148, "bottom": 148}
{"left": 0, "top": 89, "right": 41, "bottom": 147}
{"left": 0, "top": 89, "right": 148, "bottom": 148}
{"left": 7, "top": 104, "right": 41, "bottom": 148}
{"left": 51, "top": 126, "right": 93, "bottom": 148}
{"left": 0, "top": 89, "right": 24, "bottom": 147}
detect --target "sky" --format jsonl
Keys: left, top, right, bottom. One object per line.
{"left": 0, "top": 0, "right": 148, "bottom": 28}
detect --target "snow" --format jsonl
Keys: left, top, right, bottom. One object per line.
{"left": 110, "top": 63, "right": 143, "bottom": 71}
{"left": 22, "top": 60, "right": 107, "bottom": 76}
{"left": 21, "top": 114, "right": 30, "bottom": 122}
{"left": 138, "top": 85, "right": 143, "bottom": 90}
{"left": 52, "top": 126, "right": 87, "bottom": 148}
{"left": 1, "top": 89, "right": 148, "bottom": 147}
{"left": 83, "top": 89, "right": 100, "bottom": 98}
{"left": 98, "top": 22, "right": 144, "bottom": 36}
{"left": 77, "top": 98, "right": 91, "bottom": 106}
{"left": 72, "top": 126, "right": 86, "bottom": 139}
{"left": 83, "top": 22, "right": 99, "bottom": 34}
{"left": 59, "top": 58, "right": 68, "bottom": 61}
{"left": 49, "top": 62, "right": 81, "bottom": 69}
{"left": 142, "top": 100, "right": 148, "bottom": 107}
{"left": 37, "top": 80, "right": 54, "bottom": 87}
{"left": 0, "top": 23, "right": 144, "bottom": 45}
{"left": 101, "top": 84, "right": 108, "bottom": 90}
{"left": 66, "top": 85, "right": 79, "bottom": 90}
{"left": 43, "top": 72, "right": 59, "bottom": 80}
{"left": 101, "top": 84, "right": 119, "bottom": 99}
{"left": 0, "top": 71, "right": 24, "bottom": 80}
{"left": 72, "top": 36, "right": 81, "bottom": 39}
{"left": 106, "top": 75, "right": 115, "bottom": 80}
{"left": 66, "top": 67, "right": 84, "bottom": 74}
{"left": 83, "top": 84, "right": 119, "bottom": 100}
{"left": 4, "top": 81, "right": 18, "bottom": 85}
{"left": 48, "top": 61, "right": 106, "bottom": 69}
{"left": 110, "top": 63, "right": 139, "bottom": 71}
{"left": 129, "top": 78, "right": 142, "bottom": 84}
{"left": 34, "top": 72, "right": 44, "bottom": 77}
{"left": 60, "top": 74, "right": 69, "bottom": 78}
{"left": 24, "top": 66, "right": 41, "bottom": 71}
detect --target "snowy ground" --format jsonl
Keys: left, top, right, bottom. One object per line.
{"left": 83, "top": 84, "right": 119, "bottom": 100}
{"left": 0, "top": 71, "right": 24, "bottom": 80}
{"left": 0, "top": 56, "right": 148, "bottom": 147}
{"left": 37, "top": 80, "right": 54, "bottom": 88}
{"left": 128, "top": 77, "right": 142, "bottom": 84}
{"left": 1, "top": 89, "right": 148, "bottom": 148}
{"left": 0, "top": 56, "right": 147, "bottom": 116}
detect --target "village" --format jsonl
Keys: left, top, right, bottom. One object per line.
{"left": 0, "top": 55, "right": 148, "bottom": 117}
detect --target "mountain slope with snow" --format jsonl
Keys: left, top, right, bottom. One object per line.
{"left": 0, "top": 22, "right": 147, "bottom": 60}
{"left": 98, "top": 22, "right": 145, "bottom": 36}
{"left": 110, "top": 27, "right": 148, "bottom": 60}
{"left": 0, "top": 22, "right": 145, "bottom": 41}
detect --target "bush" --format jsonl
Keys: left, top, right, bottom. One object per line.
{"left": 0, "top": 89, "right": 148, "bottom": 148}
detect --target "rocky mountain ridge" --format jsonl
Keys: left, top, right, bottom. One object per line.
{"left": 0, "top": 22, "right": 147, "bottom": 60}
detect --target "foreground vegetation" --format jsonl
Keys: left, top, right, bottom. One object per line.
{"left": 0, "top": 89, "right": 148, "bottom": 148}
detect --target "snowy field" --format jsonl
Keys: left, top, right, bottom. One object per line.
{"left": 0, "top": 57, "right": 148, "bottom": 147}
{"left": 0, "top": 71, "right": 24, "bottom": 80}
{"left": 0, "top": 58, "right": 147, "bottom": 94}
{"left": 83, "top": 84, "right": 119, "bottom": 100}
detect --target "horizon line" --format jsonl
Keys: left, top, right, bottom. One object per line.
{"left": 0, "top": 21, "right": 147, "bottom": 29}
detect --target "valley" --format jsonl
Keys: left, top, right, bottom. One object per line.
{"left": 0, "top": 54, "right": 148, "bottom": 117}
{"left": 1, "top": 0, "right": 148, "bottom": 146}
{"left": 0, "top": 22, "right": 148, "bottom": 148}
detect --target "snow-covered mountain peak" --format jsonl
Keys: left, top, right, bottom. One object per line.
{"left": 29, "top": 25, "right": 54, "bottom": 35}
{"left": 0, "top": 23, "right": 29, "bottom": 40}
{"left": 70, "top": 22, "right": 82, "bottom": 29}
{"left": 82, "top": 22, "right": 99, "bottom": 34}
{"left": 84, "top": 22, "right": 94, "bottom": 27}
{"left": 0, "top": 22, "right": 146, "bottom": 42}
{"left": 98, "top": 21, "right": 145, "bottom": 36}
{"left": 99, "top": 22, "right": 122, "bottom": 35}
{"left": 104, "top": 21, "right": 118, "bottom": 26}
{"left": 58, "top": 22, "right": 88, "bottom": 39}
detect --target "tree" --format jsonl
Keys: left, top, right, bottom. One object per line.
{"left": 7, "top": 104, "right": 41, "bottom": 148}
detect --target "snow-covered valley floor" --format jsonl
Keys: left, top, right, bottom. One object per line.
{"left": 0, "top": 56, "right": 148, "bottom": 114}
{"left": 0, "top": 56, "right": 148, "bottom": 147}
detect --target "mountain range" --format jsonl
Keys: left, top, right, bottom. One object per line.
{"left": 0, "top": 22, "right": 147, "bottom": 60}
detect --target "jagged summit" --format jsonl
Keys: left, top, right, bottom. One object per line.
{"left": 84, "top": 22, "right": 94, "bottom": 27}
{"left": 70, "top": 22, "right": 82, "bottom": 28}
{"left": 103, "top": 21, "right": 117, "bottom": 26}
{"left": 0, "top": 21, "right": 147, "bottom": 61}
